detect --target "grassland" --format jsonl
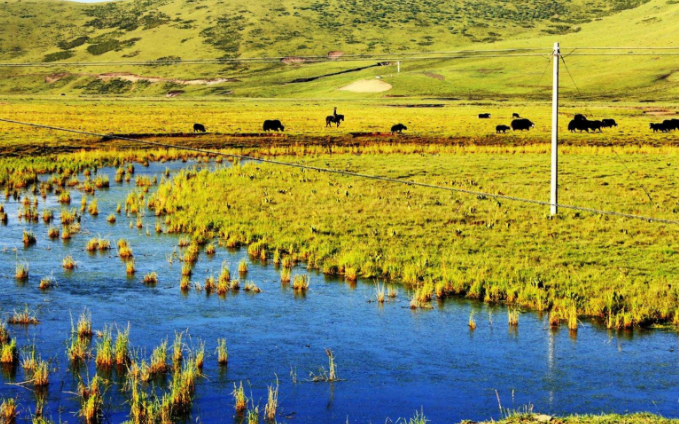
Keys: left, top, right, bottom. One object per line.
{"left": 0, "top": 98, "right": 678, "bottom": 155}
{"left": 0, "top": 0, "right": 678, "bottom": 99}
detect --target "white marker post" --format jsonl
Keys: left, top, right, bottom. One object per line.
{"left": 551, "top": 42, "right": 560, "bottom": 215}
{"left": 397, "top": 61, "right": 400, "bottom": 73}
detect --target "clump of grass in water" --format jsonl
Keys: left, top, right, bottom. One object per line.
{"left": 238, "top": 260, "right": 248, "bottom": 274}
{"left": 106, "top": 214, "right": 116, "bottom": 224}
{"left": 205, "top": 275, "right": 216, "bottom": 293}
{"left": 292, "top": 274, "right": 309, "bottom": 292}
{"left": 15, "top": 261, "right": 29, "bottom": 280}
{"left": 280, "top": 268, "right": 291, "bottom": 284}
{"left": 232, "top": 381, "right": 247, "bottom": 414}
{"left": 8, "top": 306, "right": 39, "bottom": 325}
{"left": 118, "top": 239, "right": 133, "bottom": 258}
{"left": 310, "top": 349, "right": 341, "bottom": 382}
{"left": 181, "top": 262, "right": 192, "bottom": 277}
{"left": 126, "top": 259, "right": 136, "bottom": 275}
{"left": 264, "top": 377, "right": 279, "bottom": 422}
{"left": 0, "top": 339, "right": 18, "bottom": 365}
{"left": 247, "top": 402, "right": 260, "bottom": 424}
{"left": 0, "top": 399, "right": 18, "bottom": 424}
{"left": 195, "top": 341, "right": 205, "bottom": 371}
{"left": 508, "top": 308, "right": 519, "bottom": 327}
{"left": 63, "top": 255, "right": 76, "bottom": 270}
{"left": 23, "top": 230, "right": 36, "bottom": 246}
{"left": 114, "top": 326, "right": 131, "bottom": 366}
{"left": 76, "top": 309, "right": 93, "bottom": 338}
{"left": 205, "top": 243, "right": 216, "bottom": 255}
{"left": 78, "top": 374, "right": 103, "bottom": 424}
{"left": 32, "top": 358, "right": 49, "bottom": 387}
{"left": 39, "top": 275, "right": 56, "bottom": 290}
{"left": 88, "top": 199, "right": 99, "bottom": 216}
{"left": 244, "top": 282, "right": 261, "bottom": 293}
{"left": 95, "top": 327, "right": 113, "bottom": 369}
{"left": 344, "top": 267, "right": 358, "bottom": 282}
{"left": 86, "top": 238, "right": 99, "bottom": 252}
{"left": 375, "top": 283, "right": 385, "bottom": 303}
{"left": 42, "top": 209, "right": 53, "bottom": 224}
{"left": 172, "top": 332, "right": 183, "bottom": 366}
{"left": 388, "top": 286, "right": 398, "bottom": 298}
{"left": 48, "top": 226, "right": 59, "bottom": 239}
{"left": 469, "top": 311, "right": 477, "bottom": 330}
{"left": 216, "top": 338, "right": 228, "bottom": 365}
{"left": 21, "top": 346, "right": 37, "bottom": 372}
{"left": 142, "top": 272, "right": 158, "bottom": 285}
{"left": 567, "top": 304, "right": 578, "bottom": 332}
{"left": 149, "top": 341, "right": 168, "bottom": 374}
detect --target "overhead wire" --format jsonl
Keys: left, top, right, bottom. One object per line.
{"left": 0, "top": 117, "right": 677, "bottom": 226}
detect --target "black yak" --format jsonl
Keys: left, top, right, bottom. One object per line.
{"left": 650, "top": 123, "right": 670, "bottom": 133}
{"left": 511, "top": 118, "right": 534, "bottom": 131}
{"left": 569, "top": 118, "right": 603, "bottom": 133}
{"left": 512, "top": 113, "right": 520, "bottom": 118}
{"left": 662, "top": 119, "right": 679, "bottom": 131}
{"left": 478, "top": 113, "right": 491, "bottom": 119}
{"left": 193, "top": 123, "right": 206, "bottom": 133}
{"left": 496, "top": 125, "right": 511, "bottom": 134}
{"left": 601, "top": 119, "right": 618, "bottom": 128}
{"left": 391, "top": 124, "right": 407, "bottom": 134}
{"left": 263, "top": 120, "right": 285, "bottom": 132}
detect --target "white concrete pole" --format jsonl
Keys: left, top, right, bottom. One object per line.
{"left": 397, "top": 61, "right": 400, "bottom": 73}
{"left": 551, "top": 42, "right": 560, "bottom": 215}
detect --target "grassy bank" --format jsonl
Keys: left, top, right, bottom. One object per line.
{"left": 150, "top": 151, "right": 679, "bottom": 327}
{"left": 475, "top": 413, "right": 679, "bottom": 424}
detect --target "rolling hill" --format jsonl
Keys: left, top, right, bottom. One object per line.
{"left": 0, "top": 0, "right": 677, "bottom": 99}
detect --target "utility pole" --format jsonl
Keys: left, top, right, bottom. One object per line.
{"left": 551, "top": 42, "right": 560, "bottom": 215}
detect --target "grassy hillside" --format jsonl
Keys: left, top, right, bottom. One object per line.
{"left": 0, "top": 0, "right": 677, "bottom": 99}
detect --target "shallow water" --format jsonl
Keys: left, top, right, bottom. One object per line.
{"left": 1, "top": 159, "right": 678, "bottom": 424}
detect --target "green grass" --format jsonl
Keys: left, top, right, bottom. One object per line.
{"left": 0, "top": 0, "right": 678, "bottom": 99}
{"left": 478, "top": 413, "right": 679, "bottom": 424}
{"left": 150, "top": 150, "right": 679, "bottom": 326}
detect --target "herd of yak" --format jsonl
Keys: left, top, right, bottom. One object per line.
{"left": 191, "top": 108, "right": 679, "bottom": 135}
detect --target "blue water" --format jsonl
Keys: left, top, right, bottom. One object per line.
{"left": 1, "top": 160, "right": 678, "bottom": 424}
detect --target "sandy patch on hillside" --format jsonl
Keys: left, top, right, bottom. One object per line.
{"left": 339, "top": 79, "right": 392, "bottom": 93}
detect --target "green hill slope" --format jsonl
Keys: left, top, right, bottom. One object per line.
{"left": 0, "top": 0, "right": 677, "bottom": 99}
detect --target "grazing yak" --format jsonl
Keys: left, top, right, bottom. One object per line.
{"left": 651, "top": 122, "right": 671, "bottom": 133}
{"left": 391, "top": 124, "right": 407, "bottom": 134}
{"left": 193, "top": 123, "right": 206, "bottom": 133}
{"left": 662, "top": 119, "right": 679, "bottom": 131}
{"left": 569, "top": 118, "right": 603, "bottom": 133}
{"left": 478, "top": 113, "right": 491, "bottom": 119}
{"left": 496, "top": 125, "right": 511, "bottom": 134}
{"left": 511, "top": 118, "right": 535, "bottom": 131}
{"left": 601, "top": 119, "right": 618, "bottom": 128}
{"left": 263, "top": 119, "right": 285, "bottom": 132}
{"left": 512, "top": 113, "right": 520, "bottom": 118}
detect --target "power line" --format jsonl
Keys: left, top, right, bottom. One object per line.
{"left": 2, "top": 46, "right": 679, "bottom": 68}
{"left": 0, "top": 53, "right": 552, "bottom": 68}
{"left": 0, "top": 117, "right": 676, "bottom": 226}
